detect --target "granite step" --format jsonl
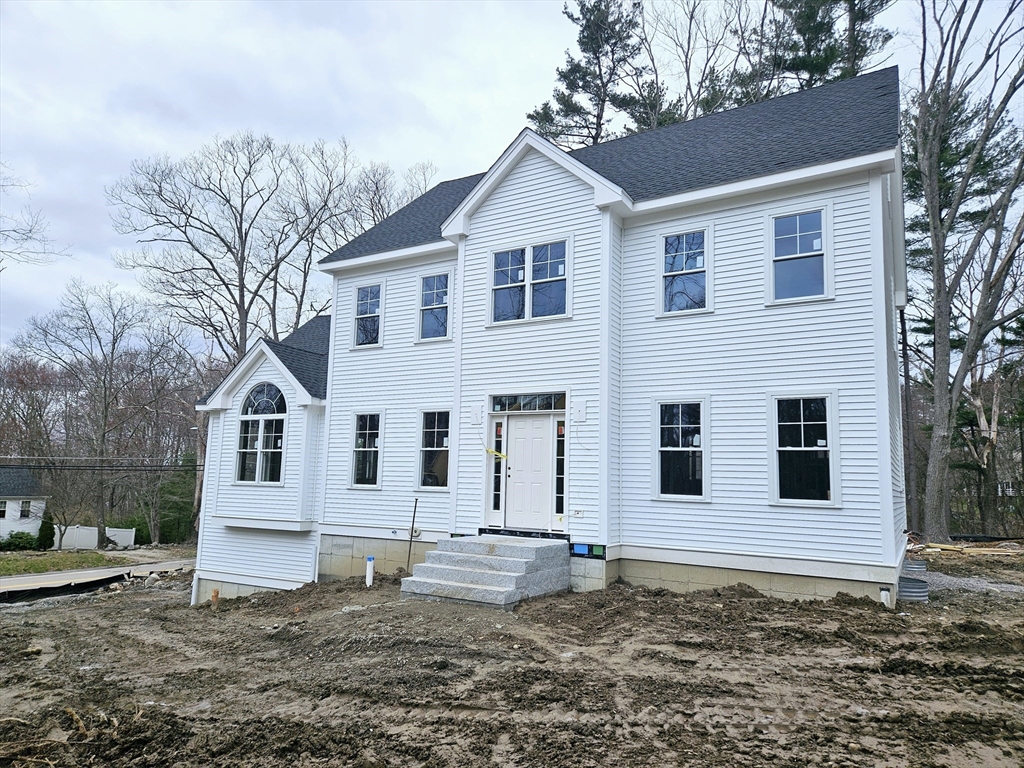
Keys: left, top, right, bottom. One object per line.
{"left": 401, "top": 535, "right": 570, "bottom": 609}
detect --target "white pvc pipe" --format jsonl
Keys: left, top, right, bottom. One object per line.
{"left": 365, "top": 555, "right": 374, "bottom": 588}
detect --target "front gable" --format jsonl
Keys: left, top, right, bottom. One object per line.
{"left": 441, "top": 129, "right": 632, "bottom": 241}
{"left": 197, "top": 341, "right": 320, "bottom": 412}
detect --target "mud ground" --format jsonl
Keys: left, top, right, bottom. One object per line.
{"left": 1, "top": 555, "right": 1022, "bottom": 768}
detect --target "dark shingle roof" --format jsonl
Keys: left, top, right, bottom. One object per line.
{"left": 264, "top": 315, "right": 330, "bottom": 399}
{"left": 0, "top": 467, "right": 44, "bottom": 498}
{"left": 319, "top": 68, "right": 899, "bottom": 264}
{"left": 196, "top": 315, "right": 331, "bottom": 405}
{"left": 571, "top": 67, "right": 899, "bottom": 201}
{"left": 320, "top": 174, "right": 485, "bottom": 264}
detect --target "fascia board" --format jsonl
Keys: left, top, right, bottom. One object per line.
{"left": 440, "top": 129, "right": 631, "bottom": 239}
{"left": 629, "top": 149, "right": 899, "bottom": 218}
{"left": 195, "top": 341, "right": 313, "bottom": 411}
{"left": 318, "top": 240, "right": 455, "bottom": 274}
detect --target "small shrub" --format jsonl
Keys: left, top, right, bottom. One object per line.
{"left": 1, "top": 531, "right": 39, "bottom": 551}
{"left": 37, "top": 510, "right": 55, "bottom": 551}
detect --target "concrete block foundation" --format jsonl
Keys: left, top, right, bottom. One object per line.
{"left": 572, "top": 558, "right": 894, "bottom": 604}
{"left": 318, "top": 534, "right": 435, "bottom": 581}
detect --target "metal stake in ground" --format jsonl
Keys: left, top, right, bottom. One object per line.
{"left": 406, "top": 498, "right": 418, "bottom": 573}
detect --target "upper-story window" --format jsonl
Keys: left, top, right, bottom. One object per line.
{"left": 420, "top": 274, "right": 449, "bottom": 340}
{"left": 237, "top": 382, "right": 286, "bottom": 483}
{"left": 493, "top": 240, "right": 567, "bottom": 323}
{"left": 355, "top": 284, "right": 381, "bottom": 346}
{"left": 663, "top": 231, "right": 707, "bottom": 313}
{"left": 772, "top": 210, "right": 825, "bottom": 301}
{"left": 0, "top": 501, "right": 5, "bottom": 519}
{"left": 20, "top": 500, "right": 31, "bottom": 518}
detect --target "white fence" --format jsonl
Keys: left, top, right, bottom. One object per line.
{"left": 54, "top": 525, "right": 136, "bottom": 550}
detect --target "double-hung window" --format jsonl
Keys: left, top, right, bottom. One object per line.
{"left": 772, "top": 210, "right": 825, "bottom": 301}
{"left": 353, "top": 414, "right": 381, "bottom": 486}
{"left": 237, "top": 383, "right": 286, "bottom": 483}
{"left": 775, "top": 396, "right": 832, "bottom": 502}
{"left": 420, "top": 274, "right": 449, "bottom": 340}
{"left": 20, "top": 500, "right": 31, "bottom": 518}
{"left": 658, "top": 401, "right": 705, "bottom": 498}
{"left": 355, "top": 284, "right": 381, "bottom": 346}
{"left": 0, "top": 501, "right": 6, "bottom": 519}
{"left": 492, "top": 240, "right": 567, "bottom": 322}
{"left": 420, "top": 411, "right": 449, "bottom": 487}
{"left": 663, "top": 231, "right": 707, "bottom": 312}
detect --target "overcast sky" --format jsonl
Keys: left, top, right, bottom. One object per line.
{"left": 0, "top": 0, "right": 933, "bottom": 346}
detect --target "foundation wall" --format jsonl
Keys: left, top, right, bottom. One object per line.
{"left": 194, "top": 577, "right": 278, "bottom": 604}
{"left": 317, "top": 534, "right": 435, "bottom": 580}
{"left": 575, "top": 558, "right": 895, "bottom": 605}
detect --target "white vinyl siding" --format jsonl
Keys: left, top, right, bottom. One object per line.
{"left": 618, "top": 175, "right": 888, "bottom": 564}
{"left": 207, "top": 359, "right": 306, "bottom": 521}
{"left": 0, "top": 499, "right": 44, "bottom": 539}
{"left": 196, "top": 526, "right": 317, "bottom": 586}
{"left": 324, "top": 255, "right": 457, "bottom": 535}
{"left": 456, "top": 149, "right": 602, "bottom": 542}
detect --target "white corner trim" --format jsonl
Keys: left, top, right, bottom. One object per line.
{"left": 318, "top": 240, "right": 457, "bottom": 274}
{"left": 196, "top": 340, "right": 320, "bottom": 411}
{"left": 441, "top": 128, "right": 631, "bottom": 240}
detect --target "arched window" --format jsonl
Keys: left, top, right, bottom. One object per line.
{"left": 237, "top": 383, "right": 286, "bottom": 483}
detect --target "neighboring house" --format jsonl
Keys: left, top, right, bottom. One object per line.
{"left": 193, "top": 68, "right": 907, "bottom": 606}
{"left": 0, "top": 467, "right": 46, "bottom": 541}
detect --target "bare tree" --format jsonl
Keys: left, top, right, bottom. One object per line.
{"left": 903, "top": 0, "right": 1024, "bottom": 542}
{"left": 108, "top": 133, "right": 355, "bottom": 362}
{"left": 15, "top": 282, "right": 181, "bottom": 545}
{"left": 0, "top": 161, "right": 68, "bottom": 268}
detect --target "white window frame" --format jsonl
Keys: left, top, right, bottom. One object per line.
{"left": 767, "top": 390, "right": 841, "bottom": 507}
{"left": 417, "top": 409, "right": 451, "bottom": 491}
{"left": 650, "top": 396, "right": 710, "bottom": 502}
{"left": 0, "top": 500, "right": 6, "bottom": 519}
{"left": 350, "top": 411, "right": 384, "bottom": 489}
{"left": 764, "top": 202, "right": 833, "bottom": 306}
{"left": 20, "top": 500, "right": 31, "bottom": 518}
{"left": 352, "top": 281, "right": 384, "bottom": 349}
{"left": 417, "top": 270, "right": 453, "bottom": 342}
{"left": 234, "top": 383, "right": 287, "bottom": 486}
{"left": 488, "top": 235, "right": 573, "bottom": 326}
{"left": 656, "top": 224, "right": 714, "bottom": 317}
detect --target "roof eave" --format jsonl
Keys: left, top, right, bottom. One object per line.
{"left": 628, "top": 148, "right": 899, "bottom": 218}
{"left": 318, "top": 239, "right": 456, "bottom": 274}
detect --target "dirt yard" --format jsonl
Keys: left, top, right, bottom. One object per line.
{"left": 2, "top": 555, "right": 1022, "bottom": 768}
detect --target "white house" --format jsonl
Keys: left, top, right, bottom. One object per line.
{"left": 0, "top": 467, "right": 46, "bottom": 541}
{"left": 193, "top": 68, "right": 907, "bottom": 606}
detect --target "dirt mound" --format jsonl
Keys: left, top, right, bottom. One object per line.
{"left": 2, "top": 564, "right": 1023, "bottom": 767}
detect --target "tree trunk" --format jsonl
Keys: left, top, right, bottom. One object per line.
{"left": 923, "top": 409, "right": 953, "bottom": 543}
{"left": 980, "top": 461, "right": 1000, "bottom": 536}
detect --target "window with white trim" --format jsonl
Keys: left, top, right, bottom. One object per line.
{"left": 663, "top": 231, "right": 706, "bottom": 312}
{"left": 420, "top": 411, "right": 449, "bottom": 487}
{"left": 772, "top": 210, "right": 825, "bottom": 300}
{"left": 420, "top": 274, "right": 449, "bottom": 340}
{"left": 236, "top": 383, "right": 286, "bottom": 483}
{"left": 658, "top": 402, "right": 703, "bottom": 497}
{"left": 0, "top": 500, "right": 6, "bottom": 519}
{"left": 353, "top": 413, "right": 381, "bottom": 486}
{"left": 776, "top": 397, "right": 831, "bottom": 501}
{"left": 493, "top": 240, "right": 567, "bottom": 322}
{"left": 20, "top": 500, "right": 31, "bottom": 518}
{"left": 355, "top": 284, "right": 381, "bottom": 346}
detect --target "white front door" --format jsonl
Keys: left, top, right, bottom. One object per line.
{"left": 505, "top": 414, "right": 553, "bottom": 530}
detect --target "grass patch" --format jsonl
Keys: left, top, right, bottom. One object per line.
{"left": 0, "top": 550, "right": 129, "bottom": 576}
